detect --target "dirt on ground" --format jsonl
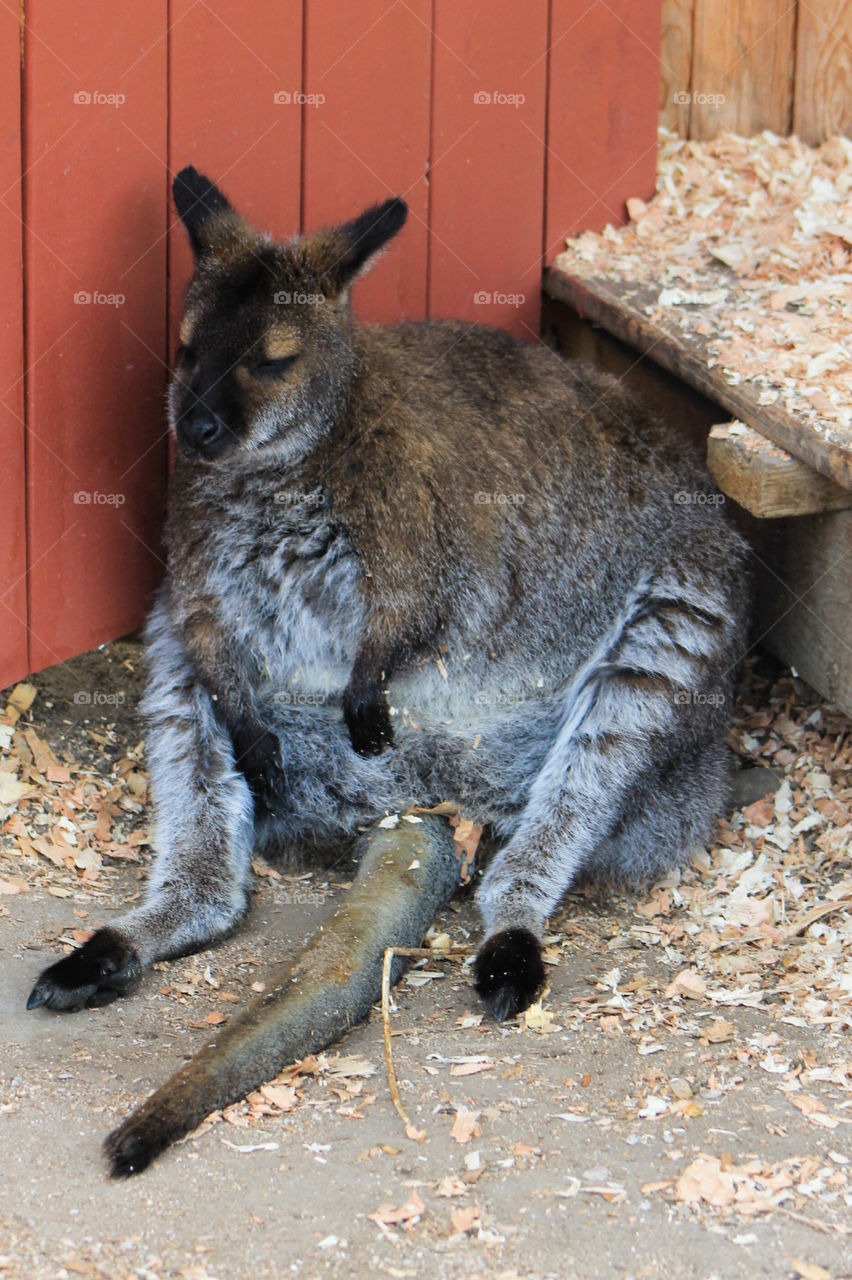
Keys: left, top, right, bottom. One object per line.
{"left": 1, "top": 642, "right": 851, "bottom": 1280}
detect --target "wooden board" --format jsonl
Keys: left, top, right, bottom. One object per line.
{"left": 168, "top": 0, "right": 303, "bottom": 348}
{"left": 749, "top": 509, "right": 852, "bottom": 717}
{"left": 0, "top": 4, "right": 28, "bottom": 688}
{"left": 544, "top": 266, "right": 852, "bottom": 490}
{"left": 793, "top": 0, "right": 852, "bottom": 144}
{"left": 708, "top": 423, "right": 852, "bottom": 518}
{"left": 23, "top": 3, "right": 169, "bottom": 673}
{"left": 690, "top": 0, "right": 795, "bottom": 139}
{"left": 659, "top": 0, "right": 695, "bottom": 135}
{"left": 428, "top": 0, "right": 549, "bottom": 338}
{"left": 546, "top": 0, "right": 661, "bottom": 253}
{"left": 302, "top": 0, "right": 431, "bottom": 323}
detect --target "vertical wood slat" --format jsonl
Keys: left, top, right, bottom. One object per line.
{"left": 793, "top": 0, "right": 852, "bottom": 144}
{"left": 429, "top": 0, "right": 549, "bottom": 339}
{"left": 546, "top": 0, "right": 662, "bottom": 254}
{"left": 23, "top": 3, "right": 169, "bottom": 675}
{"left": 659, "top": 0, "right": 694, "bottom": 134}
{"left": 689, "top": 0, "right": 795, "bottom": 140}
{"left": 662, "top": 0, "right": 852, "bottom": 145}
{"left": 0, "top": 3, "right": 28, "bottom": 688}
{"left": 168, "top": 0, "right": 303, "bottom": 349}
{"left": 302, "top": 0, "right": 431, "bottom": 323}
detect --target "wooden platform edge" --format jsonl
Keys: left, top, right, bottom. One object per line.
{"left": 708, "top": 423, "right": 852, "bottom": 519}
{"left": 544, "top": 265, "right": 852, "bottom": 492}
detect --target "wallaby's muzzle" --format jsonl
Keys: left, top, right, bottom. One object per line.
{"left": 176, "top": 408, "right": 230, "bottom": 459}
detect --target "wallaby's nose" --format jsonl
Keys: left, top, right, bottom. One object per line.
{"left": 177, "top": 412, "right": 226, "bottom": 457}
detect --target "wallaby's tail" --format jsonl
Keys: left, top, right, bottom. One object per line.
{"left": 104, "top": 816, "right": 461, "bottom": 1177}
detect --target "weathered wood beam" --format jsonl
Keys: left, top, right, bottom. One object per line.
{"left": 708, "top": 422, "right": 852, "bottom": 519}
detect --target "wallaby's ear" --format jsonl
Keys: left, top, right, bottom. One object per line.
{"left": 173, "top": 166, "right": 244, "bottom": 259}
{"left": 310, "top": 197, "right": 408, "bottom": 297}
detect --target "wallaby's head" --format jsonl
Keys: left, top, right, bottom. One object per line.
{"left": 170, "top": 166, "right": 408, "bottom": 463}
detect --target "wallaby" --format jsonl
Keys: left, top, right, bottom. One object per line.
{"left": 27, "top": 167, "right": 749, "bottom": 1175}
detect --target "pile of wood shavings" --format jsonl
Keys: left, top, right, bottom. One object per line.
{"left": 555, "top": 128, "right": 852, "bottom": 444}
{"left": 0, "top": 681, "right": 148, "bottom": 902}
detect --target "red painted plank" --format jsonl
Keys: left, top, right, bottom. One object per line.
{"left": 546, "top": 0, "right": 662, "bottom": 254}
{"left": 23, "top": 3, "right": 168, "bottom": 674}
{"left": 0, "top": 5, "right": 28, "bottom": 687}
{"left": 168, "top": 0, "right": 303, "bottom": 345}
{"left": 302, "top": 0, "right": 431, "bottom": 322}
{"left": 428, "top": 1, "right": 549, "bottom": 339}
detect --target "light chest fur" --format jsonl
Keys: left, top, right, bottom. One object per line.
{"left": 166, "top": 463, "right": 363, "bottom": 701}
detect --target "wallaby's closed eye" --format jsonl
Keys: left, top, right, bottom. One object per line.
{"left": 27, "top": 166, "right": 749, "bottom": 1176}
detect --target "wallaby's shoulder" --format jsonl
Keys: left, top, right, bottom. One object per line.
{"left": 354, "top": 317, "right": 569, "bottom": 400}
{"left": 344, "top": 316, "right": 689, "bottom": 484}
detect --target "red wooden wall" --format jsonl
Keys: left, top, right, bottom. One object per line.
{"left": 0, "top": 0, "right": 661, "bottom": 690}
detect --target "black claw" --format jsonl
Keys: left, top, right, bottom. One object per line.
{"left": 232, "top": 725, "right": 285, "bottom": 817}
{"left": 26, "top": 928, "right": 141, "bottom": 1013}
{"left": 343, "top": 685, "right": 394, "bottom": 756}
{"left": 489, "top": 985, "right": 518, "bottom": 1023}
{"left": 25, "top": 985, "right": 48, "bottom": 1011}
{"left": 473, "top": 928, "right": 546, "bottom": 1021}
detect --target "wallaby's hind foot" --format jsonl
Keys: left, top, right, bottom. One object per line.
{"left": 473, "top": 928, "right": 546, "bottom": 1021}
{"left": 26, "top": 928, "right": 142, "bottom": 1012}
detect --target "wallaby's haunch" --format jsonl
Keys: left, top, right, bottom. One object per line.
{"left": 28, "top": 168, "right": 749, "bottom": 1176}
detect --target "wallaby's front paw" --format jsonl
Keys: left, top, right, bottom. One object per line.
{"left": 343, "top": 682, "right": 394, "bottom": 755}
{"left": 27, "top": 928, "right": 142, "bottom": 1012}
{"left": 233, "top": 726, "right": 285, "bottom": 817}
{"left": 473, "top": 928, "right": 545, "bottom": 1021}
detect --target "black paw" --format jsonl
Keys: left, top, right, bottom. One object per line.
{"left": 232, "top": 725, "right": 285, "bottom": 817}
{"left": 104, "top": 1122, "right": 158, "bottom": 1179}
{"left": 473, "top": 928, "right": 545, "bottom": 1021}
{"left": 27, "top": 928, "right": 142, "bottom": 1012}
{"left": 343, "top": 682, "right": 394, "bottom": 755}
